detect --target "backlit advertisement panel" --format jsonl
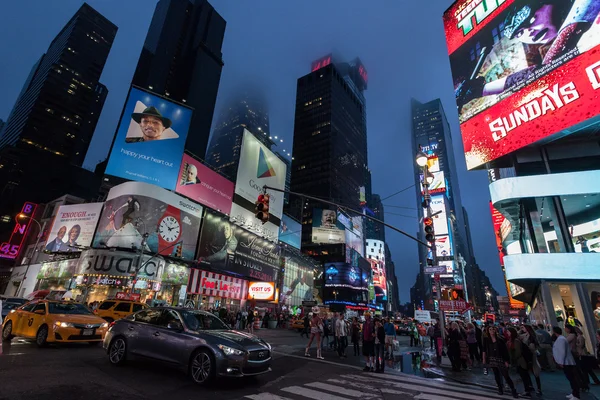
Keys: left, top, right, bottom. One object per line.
{"left": 421, "top": 171, "right": 446, "bottom": 195}
{"left": 280, "top": 251, "right": 315, "bottom": 306}
{"left": 45, "top": 203, "right": 103, "bottom": 252}
{"left": 175, "top": 154, "right": 234, "bottom": 215}
{"left": 444, "top": 0, "right": 600, "bottom": 169}
{"left": 279, "top": 214, "right": 302, "bottom": 250}
{"left": 425, "top": 196, "right": 449, "bottom": 236}
{"left": 105, "top": 87, "right": 192, "bottom": 189}
{"left": 312, "top": 208, "right": 346, "bottom": 244}
{"left": 435, "top": 235, "right": 453, "bottom": 257}
{"left": 324, "top": 262, "right": 369, "bottom": 290}
{"left": 235, "top": 129, "right": 286, "bottom": 220}
{"left": 0, "top": 202, "right": 37, "bottom": 260}
{"left": 229, "top": 203, "right": 280, "bottom": 243}
{"left": 92, "top": 182, "right": 202, "bottom": 261}
{"left": 365, "top": 239, "right": 387, "bottom": 301}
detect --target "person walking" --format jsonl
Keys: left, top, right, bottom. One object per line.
{"left": 351, "top": 317, "right": 361, "bottom": 356}
{"left": 362, "top": 312, "right": 376, "bottom": 372}
{"left": 553, "top": 326, "right": 581, "bottom": 400}
{"left": 305, "top": 311, "right": 324, "bottom": 359}
{"left": 466, "top": 322, "right": 480, "bottom": 366}
{"left": 535, "top": 323, "right": 556, "bottom": 371}
{"left": 301, "top": 314, "right": 310, "bottom": 338}
{"left": 384, "top": 317, "right": 397, "bottom": 359}
{"left": 520, "top": 325, "right": 543, "bottom": 395}
{"left": 247, "top": 309, "right": 255, "bottom": 335}
{"left": 427, "top": 323, "right": 435, "bottom": 350}
{"left": 336, "top": 313, "right": 348, "bottom": 358}
{"left": 482, "top": 325, "right": 518, "bottom": 398}
{"left": 448, "top": 322, "right": 462, "bottom": 372}
{"left": 374, "top": 318, "right": 386, "bottom": 373}
{"left": 567, "top": 324, "right": 598, "bottom": 389}
{"left": 507, "top": 327, "right": 535, "bottom": 396}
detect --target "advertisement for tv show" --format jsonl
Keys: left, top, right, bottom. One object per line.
{"left": 45, "top": 203, "right": 103, "bottom": 252}
{"left": 196, "top": 210, "right": 281, "bottom": 283}
{"left": 92, "top": 182, "right": 202, "bottom": 261}
{"left": 175, "top": 154, "right": 234, "bottom": 215}
{"left": 105, "top": 87, "right": 192, "bottom": 189}
{"left": 445, "top": 0, "right": 600, "bottom": 169}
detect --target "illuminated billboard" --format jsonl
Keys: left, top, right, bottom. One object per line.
{"left": 435, "top": 235, "right": 453, "bottom": 257}
{"left": 175, "top": 154, "right": 234, "bottom": 215}
{"left": 280, "top": 252, "right": 315, "bottom": 306}
{"left": 421, "top": 171, "right": 446, "bottom": 195}
{"left": 365, "top": 239, "right": 387, "bottom": 301}
{"left": 312, "top": 208, "right": 346, "bottom": 244}
{"left": 105, "top": 87, "right": 192, "bottom": 189}
{"left": 425, "top": 195, "right": 449, "bottom": 236}
{"left": 45, "top": 203, "right": 103, "bottom": 252}
{"left": 92, "top": 181, "right": 202, "bottom": 261}
{"left": 444, "top": 0, "right": 600, "bottom": 169}
{"left": 0, "top": 202, "right": 37, "bottom": 260}
{"left": 279, "top": 214, "right": 302, "bottom": 250}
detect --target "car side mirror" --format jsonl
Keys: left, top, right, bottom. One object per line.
{"left": 167, "top": 321, "right": 183, "bottom": 331}
{"left": 34, "top": 309, "right": 45, "bottom": 315}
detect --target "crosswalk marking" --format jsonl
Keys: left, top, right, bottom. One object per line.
{"left": 245, "top": 370, "right": 507, "bottom": 400}
{"left": 281, "top": 386, "right": 357, "bottom": 400}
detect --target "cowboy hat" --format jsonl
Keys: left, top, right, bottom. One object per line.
{"left": 131, "top": 106, "right": 172, "bottom": 129}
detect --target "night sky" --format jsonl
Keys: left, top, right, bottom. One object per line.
{"left": 0, "top": 0, "right": 503, "bottom": 303}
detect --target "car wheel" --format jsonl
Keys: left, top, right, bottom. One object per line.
{"left": 189, "top": 349, "right": 214, "bottom": 385}
{"left": 36, "top": 325, "right": 48, "bottom": 347}
{"left": 2, "top": 321, "right": 14, "bottom": 342}
{"left": 108, "top": 337, "right": 127, "bottom": 365}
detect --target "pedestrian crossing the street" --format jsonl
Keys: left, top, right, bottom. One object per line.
{"left": 244, "top": 372, "right": 508, "bottom": 400}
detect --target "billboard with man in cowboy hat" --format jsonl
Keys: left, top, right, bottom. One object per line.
{"left": 105, "top": 86, "right": 193, "bottom": 190}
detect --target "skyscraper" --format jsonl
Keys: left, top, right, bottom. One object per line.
{"left": 290, "top": 54, "right": 370, "bottom": 242}
{"left": 205, "top": 87, "right": 274, "bottom": 180}
{"left": 132, "top": 0, "right": 226, "bottom": 157}
{"left": 0, "top": 3, "right": 116, "bottom": 165}
{"left": 366, "top": 194, "right": 385, "bottom": 242}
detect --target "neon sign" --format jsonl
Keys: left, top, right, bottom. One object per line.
{"left": 0, "top": 202, "right": 38, "bottom": 260}
{"left": 311, "top": 55, "right": 332, "bottom": 72}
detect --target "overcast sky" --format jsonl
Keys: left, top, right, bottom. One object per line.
{"left": 0, "top": 0, "right": 503, "bottom": 303}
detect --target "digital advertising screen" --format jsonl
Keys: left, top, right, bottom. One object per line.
{"left": 45, "top": 203, "right": 103, "bottom": 253}
{"left": 365, "top": 239, "right": 387, "bottom": 301}
{"left": 229, "top": 203, "right": 280, "bottom": 243}
{"left": 444, "top": 0, "right": 600, "bottom": 169}
{"left": 421, "top": 171, "right": 446, "bottom": 195}
{"left": 425, "top": 195, "right": 449, "bottom": 236}
{"left": 279, "top": 252, "right": 315, "bottom": 307}
{"left": 324, "top": 262, "right": 369, "bottom": 290}
{"left": 105, "top": 87, "right": 192, "bottom": 189}
{"left": 435, "top": 235, "right": 453, "bottom": 257}
{"left": 92, "top": 181, "right": 202, "bottom": 261}
{"left": 175, "top": 154, "right": 234, "bottom": 215}
{"left": 311, "top": 208, "right": 346, "bottom": 244}
{"left": 279, "top": 214, "right": 302, "bottom": 250}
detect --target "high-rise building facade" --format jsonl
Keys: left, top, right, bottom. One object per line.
{"left": 366, "top": 194, "right": 385, "bottom": 242}
{"left": 132, "top": 0, "right": 226, "bottom": 158}
{"left": 0, "top": 3, "right": 115, "bottom": 241}
{"left": 205, "top": 87, "right": 274, "bottom": 180}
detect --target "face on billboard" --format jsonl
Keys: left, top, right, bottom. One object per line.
{"left": 279, "top": 214, "right": 302, "bottom": 249}
{"left": 92, "top": 182, "right": 202, "bottom": 261}
{"left": 45, "top": 203, "right": 103, "bottom": 253}
{"left": 175, "top": 154, "right": 234, "bottom": 215}
{"left": 197, "top": 210, "right": 281, "bottom": 282}
{"left": 445, "top": 0, "right": 600, "bottom": 169}
{"left": 235, "top": 129, "right": 286, "bottom": 220}
{"left": 312, "top": 208, "right": 346, "bottom": 244}
{"left": 105, "top": 87, "right": 192, "bottom": 189}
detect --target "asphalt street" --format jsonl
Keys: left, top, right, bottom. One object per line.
{"left": 0, "top": 329, "right": 507, "bottom": 400}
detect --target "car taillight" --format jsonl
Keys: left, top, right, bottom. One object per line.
{"left": 109, "top": 321, "right": 116, "bottom": 328}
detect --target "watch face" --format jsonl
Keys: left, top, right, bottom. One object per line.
{"left": 159, "top": 216, "right": 181, "bottom": 242}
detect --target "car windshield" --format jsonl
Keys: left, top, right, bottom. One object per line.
{"left": 180, "top": 310, "right": 229, "bottom": 331}
{"left": 2, "top": 302, "right": 22, "bottom": 311}
{"left": 3, "top": 298, "right": 27, "bottom": 305}
{"left": 48, "top": 302, "right": 92, "bottom": 315}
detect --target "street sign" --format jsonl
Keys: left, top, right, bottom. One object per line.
{"left": 439, "top": 300, "right": 471, "bottom": 312}
{"left": 425, "top": 266, "right": 446, "bottom": 274}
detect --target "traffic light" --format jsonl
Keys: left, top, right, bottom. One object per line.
{"left": 423, "top": 217, "right": 435, "bottom": 242}
{"left": 255, "top": 194, "right": 270, "bottom": 224}
{"left": 175, "top": 243, "right": 183, "bottom": 258}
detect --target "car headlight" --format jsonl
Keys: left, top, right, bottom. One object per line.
{"left": 55, "top": 321, "right": 75, "bottom": 328}
{"left": 217, "top": 344, "right": 244, "bottom": 356}
{"left": 100, "top": 322, "right": 108, "bottom": 328}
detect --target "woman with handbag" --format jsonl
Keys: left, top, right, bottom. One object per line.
{"left": 305, "top": 312, "right": 324, "bottom": 359}
{"left": 482, "top": 325, "right": 518, "bottom": 398}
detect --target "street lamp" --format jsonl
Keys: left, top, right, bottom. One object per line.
{"left": 415, "top": 150, "right": 445, "bottom": 346}
{"left": 15, "top": 213, "right": 43, "bottom": 297}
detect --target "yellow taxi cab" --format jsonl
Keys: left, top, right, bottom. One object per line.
{"left": 93, "top": 299, "right": 148, "bottom": 322}
{"left": 1, "top": 300, "right": 108, "bottom": 347}
{"left": 290, "top": 318, "right": 305, "bottom": 331}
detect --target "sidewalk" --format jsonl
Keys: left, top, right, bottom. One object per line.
{"left": 422, "top": 353, "right": 600, "bottom": 400}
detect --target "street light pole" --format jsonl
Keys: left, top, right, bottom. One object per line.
{"left": 416, "top": 150, "right": 445, "bottom": 344}
{"left": 15, "top": 214, "right": 44, "bottom": 297}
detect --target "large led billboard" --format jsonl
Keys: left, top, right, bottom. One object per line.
{"left": 175, "top": 154, "right": 234, "bottom": 215}
{"left": 312, "top": 208, "right": 346, "bottom": 244}
{"left": 45, "top": 203, "right": 103, "bottom": 252}
{"left": 421, "top": 171, "right": 446, "bottom": 195}
{"left": 92, "top": 181, "right": 202, "bottom": 261}
{"left": 279, "top": 214, "right": 302, "bottom": 250}
{"left": 279, "top": 252, "right": 315, "bottom": 307}
{"left": 425, "top": 195, "right": 449, "bottom": 236}
{"left": 105, "top": 87, "right": 192, "bottom": 189}
{"left": 365, "top": 239, "right": 387, "bottom": 301}
{"left": 444, "top": 0, "right": 600, "bottom": 169}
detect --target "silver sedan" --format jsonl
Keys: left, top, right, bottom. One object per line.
{"left": 103, "top": 307, "right": 272, "bottom": 385}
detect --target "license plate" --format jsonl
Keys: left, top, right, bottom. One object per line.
{"left": 82, "top": 329, "right": 93, "bottom": 336}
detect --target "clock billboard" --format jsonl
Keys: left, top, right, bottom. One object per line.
{"left": 92, "top": 181, "right": 203, "bottom": 261}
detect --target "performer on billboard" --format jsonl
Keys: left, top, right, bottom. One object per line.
{"left": 45, "top": 226, "right": 68, "bottom": 252}
{"left": 125, "top": 106, "right": 172, "bottom": 143}
{"left": 457, "top": 0, "right": 600, "bottom": 107}
{"left": 182, "top": 164, "right": 201, "bottom": 186}
{"left": 64, "top": 225, "right": 81, "bottom": 251}
{"left": 113, "top": 196, "right": 141, "bottom": 229}
{"left": 202, "top": 221, "right": 238, "bottom": 265}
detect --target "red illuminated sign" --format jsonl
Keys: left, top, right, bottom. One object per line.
{"left": 358, "top": 64, "right": 368, "bottom": 84}
{"left": 444, "top": 0, "right": 600, "bottom": 169}
{"left": 311, "top": 55, "right": 332, "bottom": 72}
{"left": 0, "top": 202, "right": 38, "bottom": 260}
